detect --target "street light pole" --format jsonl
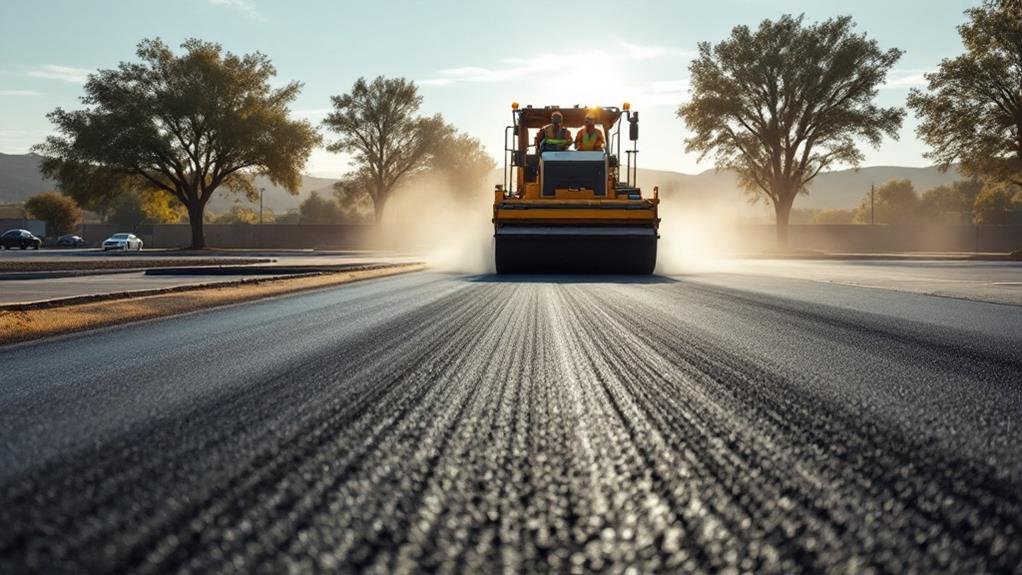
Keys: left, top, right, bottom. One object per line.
{"left": 259, "top": 187, "right": 265, "bottom": 224}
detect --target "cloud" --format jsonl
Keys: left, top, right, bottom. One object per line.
{"left": 0, "top": 129, "right": 51, "bottom": 153}
{"left": 419, "top": 40, "right": 692, "bottom": 87}
{"left": 883, "top": 69, "right": 930, "bottom": 90}
{"left": 289, "top": 107, "right": 332, "bottom": 120}
{"left": 617, "top": 41, "right": 693, "bottom": 61}
{"left": 27, "top": 65, "right": 91, "bottom": 83}
{"left": 208, "top": 0, "right": 266, "bottom": 22}
{"left": 0, "top": 90, "right": 41, "bottom": 96}
{"left": 426, "top": 54, "right": 610, "bottom": 85}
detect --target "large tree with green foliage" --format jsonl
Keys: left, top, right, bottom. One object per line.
{"left": 918, "top": 179, "right": 982, "bottom": 223}
{"left": 973, "top": 182, "right": 1022, "bottom": 223}
{"left": 908, "top": 0, "right": 1022, "bottom": 186}
{"left": 853, "top": 179, "right": 918, "bottom": 224}
{"left": 35, "top": 38, "right": 320, "bottom": 248}
{"left": 323, "top": 76, "right": 449, "bottom": 223}
{"left": 24, "top": 191, "right": 81, "bottom": 236}
{"left": 299, "top": 191, "right": 346, "bottom": 224}
{"left": 679, "top": 15, "right": 904, "bottom": 247}
{"left": 332, "top": 129, "right": 495, "bottom": 216}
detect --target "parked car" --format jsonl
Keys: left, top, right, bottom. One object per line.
{"left": 57, "top": 234, "right": 86, "bottom": 247}
{"left": 1, "top": 229, "right": 43, "bottom": 249}
{"left": 102, "top": 233, "right": 143, "bottom": 251}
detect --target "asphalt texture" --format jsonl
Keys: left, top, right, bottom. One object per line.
{"left": 1, "top": 271, "right": 1020, "bottom": 573}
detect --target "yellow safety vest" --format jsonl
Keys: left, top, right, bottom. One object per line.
{"left": 576, "top": 128, "right": 604, "bottom": 151}
{"left": 541, "top": 125, "right": 570, "bottom": 148}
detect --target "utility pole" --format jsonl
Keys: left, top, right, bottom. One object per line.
{"left": 259, "top": 187, "right": 265, "bottom": 224}
{"left": 870, "top": 182, "right": 875, "bottom": 225}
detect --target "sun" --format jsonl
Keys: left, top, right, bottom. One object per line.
{"left": 541, "top": 53, "right": 629, "bottom": 110}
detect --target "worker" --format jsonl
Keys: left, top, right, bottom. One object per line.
{"left": 536, "top": 111, "right": 572, "bottom": 152}
{"left": 575, "top": 113, "right": 605, "bottom": 151}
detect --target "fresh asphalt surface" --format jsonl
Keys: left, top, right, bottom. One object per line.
{"left": 1, "top": 270, "right": 1020, "bottom": 572}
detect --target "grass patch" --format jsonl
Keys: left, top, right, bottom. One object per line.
{"left": 0, "top": 264, "right": 424, "bottom": 345}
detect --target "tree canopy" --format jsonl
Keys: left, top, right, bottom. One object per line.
{"left": 974, "top": 182, "right": 1022, "bottom": 223}
{"left": 323, "top": 76, "right": 451, "bottom": 223}
{"left": 106, "top": 189, "right": 186, "bottom": 231}
{"left": 908, "top": 0, "right": 1022, "bottom": 186}
{"left": 853, "top": 180, "right": 918, "bottom": 224}
{"left": 24, "top": 191, "right": 81, "bottom": 236}
{"left": 678, "top": 15, "right": 904, "bottom": 247}
{"left": 35, "top": 38, "right": 320, "bottom": 248}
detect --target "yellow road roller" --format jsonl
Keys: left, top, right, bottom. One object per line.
{"left": 493, "top": 103, "right": 659, "bottom": 274}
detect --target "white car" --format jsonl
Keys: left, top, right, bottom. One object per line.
{"left": 102, "top": 233, "right": 144, "bottom": 251}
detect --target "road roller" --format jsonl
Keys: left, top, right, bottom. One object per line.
{"left": 493, "top": 103, "right": 659, "bottom": 274}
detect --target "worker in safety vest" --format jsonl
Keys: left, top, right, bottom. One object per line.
{"left": 575, "top": 113, "right": 605, "bottom": 151}
{"left": 535, "top": 111, "right": 572, "bottom": 152}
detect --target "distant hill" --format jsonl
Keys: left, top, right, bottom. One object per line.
{"left": 636, "top": 165, "right": 963, "bottom": 212}
{"left": 204, "top": 175, "right": 339, "bottom": 214}
{"left": 0, "top": 153, "right": 339, "bottom": 214}
{"left": 3, "top": 152, "right": 962, "bottom": 214}
{"left": 0, "top": 153, "right": 54, "bottom": 201}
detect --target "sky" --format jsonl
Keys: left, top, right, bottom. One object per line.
{"left": 0, "top": 0, "right": 979, "bottom": 178}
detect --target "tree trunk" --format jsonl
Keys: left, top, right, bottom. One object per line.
{"left": 373, "top": 194, "right": 386, "bottom": 225}
{"left": 187, "top": 203, "right": 206, "bottom": 249}
{"left": 774, "top": 195, "right": 794, "bottom": 251}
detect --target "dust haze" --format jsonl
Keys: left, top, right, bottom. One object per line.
{"left": 377, "top": 174, "right": 496, "bottom": 274}
{"left": 375, "top": 172, "right": 756, "bottom": 276}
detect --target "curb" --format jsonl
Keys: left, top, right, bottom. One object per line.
{"left": 0, "top": 263, "right": 417, "bottom": 313}
{"left": 0, "top": 269, "right": 147, "bottom": 281}
{"left": 143, "top": 263, "right": 397, "bottom": 276}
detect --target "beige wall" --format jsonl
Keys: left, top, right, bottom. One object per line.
{"left": 150, "top": 224, "right": 376, "bottom": 249}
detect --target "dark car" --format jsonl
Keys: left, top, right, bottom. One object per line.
{"left": 0, "top": 229, "right": 43, "bottom": 249}
{"left": 57, "top": 234, "right": 86, "bottom": 247}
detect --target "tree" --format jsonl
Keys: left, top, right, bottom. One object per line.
{"left": 854, "top": 179, "right": 918, "bottom": 224}
{"left": 140, "top": 189, "right": 187, "bottom": 224}
{"left": 917, "top": 180, "right": 981, "bottom": 223}
{"left": 678, "top": 15, "right": 904, "bottom": 248}
{"left": 813, "top": 209, "right": 856, "bottom": 224}
{"left": 332, "top": 170, "right": 376, "bottom": 223}
{"left": 431, "top": 131, "right": 497, "bottom": 199}
{"left": 299, "top": 191, "right": 345, "bottom": 224}
{"left": 210, "top": 205, "right": 272, "bottom": 225}
{"left": 907, "top": 0, "right": 1022, "bottom": 186}
{"left": 323, "top": 76, "right": 448, "bottom": 223}
{"left": 106, "top": 189, "right": 185, "bottom": 231}
{"left": 24, "top": 191, "right": 81, "bottom": 236}
{"left": 44, "top": 163, "right": 135, "bottom": 221}
{"left": 331, "top": 127, "right": 495, "bottom": 224}
{"left": 973, "top": 182, "right": 1021, "bottom": 223}
{"left": 105, "top": 191, "right": 147, "bottom": 231}
{"left": 35, "top": 38, "right": 320, "bottom": 248}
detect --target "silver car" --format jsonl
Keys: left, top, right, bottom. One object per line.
{"left": 102, "top": 233, "right": 144, "bottom": 251}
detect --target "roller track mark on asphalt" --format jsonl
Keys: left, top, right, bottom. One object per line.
{"left": 2, "top": 277, "right": 482, "bottom": 571}
{"left": 138, "top": 284, "right": 511, "bottom": 573}
{"left": 595, "top": 281, "right": 1022, "bottom": 572}
{"left": 1, "top": 273, "right": 1020, "bottom": 573}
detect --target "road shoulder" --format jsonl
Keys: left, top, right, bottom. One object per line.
{"left": 0, "top": 264, "right": 424, "bottom": 346}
